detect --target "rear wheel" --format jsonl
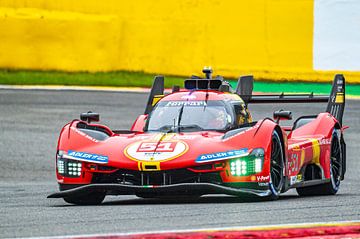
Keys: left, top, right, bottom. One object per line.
{"left": 296, "top": 131, "right": 342, "bottom": 196}
{"left": 268, "top": 131, "right": 285, "bottom": 200}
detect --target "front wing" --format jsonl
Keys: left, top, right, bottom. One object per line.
{"left": 47, "top": 182, "right": 272, "bottom": 199}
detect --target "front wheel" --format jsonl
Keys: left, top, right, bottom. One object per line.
{"left": 296, "top": 130, "right": 342, "bottom": 196}
{"left": 268, "top": 131, "right": 285, "bottom": 200}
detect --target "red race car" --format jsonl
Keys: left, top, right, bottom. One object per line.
{"left": 48, "top": 68, "right": 346, "bottom": 205}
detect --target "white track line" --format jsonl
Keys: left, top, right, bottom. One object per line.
{"left": 1, "top": 85, "right": 360, "bottom": 99}
{"left": 19, "top": 220, "right": 360, "bottom": 239}
{"left": 0, "top": 85, "right": 151, "bottom": 93}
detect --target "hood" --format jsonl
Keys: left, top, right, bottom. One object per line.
{"left": 60, "top": 126, "right": 253, "bottom": 171}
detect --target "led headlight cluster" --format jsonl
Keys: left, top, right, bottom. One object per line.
{"left": 56, "top": 154, "right": 82, "bottom": 178}
{"left": 57, "top": 160, "right": 65, "bottom": 174}
{"left": 230, "top": 148, "right": 264, "bottom": 176}
{"left": 67, "top": 162, "right": 82, "bottom": 176}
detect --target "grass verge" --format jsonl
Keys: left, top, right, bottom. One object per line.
{"left": 0, "top": 70, "right": 359, "bottom": 96}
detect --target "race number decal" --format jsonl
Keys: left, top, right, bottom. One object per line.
{"left": 125, "top": 140, "right": 188, "bottom": 162}
{"left": 137, "top": 142, "right": 177, "bottom": 152}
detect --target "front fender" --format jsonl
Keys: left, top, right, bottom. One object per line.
{"left": 221, "top": 119, "right": 288, "bottom": 182}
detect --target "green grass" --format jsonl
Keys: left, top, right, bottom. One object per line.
{"left": 0, "top": 70, "right": 184, "bottom": 89}
{"left": 0, "top": 69, "right": 359, "bottom": 96}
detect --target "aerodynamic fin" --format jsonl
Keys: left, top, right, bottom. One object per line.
{"left": 326, "top": 74, "right": 345, "bottom": 125}
{"left": 236, "top": 75, "right": 254, "bottom": 106}
{"left": 144, "top": 75, "right": 164, "bottom": 115}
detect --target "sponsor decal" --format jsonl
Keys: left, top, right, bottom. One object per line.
{"left": 73, "top": 128, "right": 99, "bottom": 143}
{"left": 319, "top": 138, "right": 331, "bottom": 145}
{"left": 125, "top": 140, "right": 188, "bottom": 162}
{"left": 290, "top": 176, "right": 297, "bottom": 185}
{"left": 335, "top": 93, "right": 344, "bottom": 103}
{"left": 289, "top": 153, "right": 300, "bottom": 173}
{"left": 181, "top": 94, "right": 197, "bottom": 99}
{"left": 290, "top": 175, "right": 303, "bottom": 185}
{"left": 196, "top": 148, "right": 248, "bottom": 163}
{"left": 258, "top": 182, "right": 269, "bottom": 187}
{"left": 173, "top": 135, "right": 197, "bottom": 140}
{"left": 256, "top": 175, "right": 270, "bottom": 182}
{"left": 66, "top": 150, "right": 108, "bottom": 163}
{"left": 133, "top": 134, "right": 196, "bottom": 141}
{"left": 222, "top": 124, "right": 259, "bottom": 141}
{"left": 133, "top": 135, "right": 152, "bottom": 140}
{"left": 165, "top": 101, "right": 206, "bottom": 107}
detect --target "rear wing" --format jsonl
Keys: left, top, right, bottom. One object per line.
{"left": 236, "top": 74, "right": 346, "bottom": 125}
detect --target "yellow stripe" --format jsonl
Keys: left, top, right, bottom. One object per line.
{"left": 309, "top": 138, "right": 321, "bottom": 165}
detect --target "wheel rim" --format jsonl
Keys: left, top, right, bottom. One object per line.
{"left": 330, "top": 134, "right": 341, "bottom": 188}
{"left": 270, "top": 133, "right": 284, "bottom": 192}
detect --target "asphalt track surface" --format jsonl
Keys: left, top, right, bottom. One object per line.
{"left": 0, "top": 89, "right": 359, "bottom": 238}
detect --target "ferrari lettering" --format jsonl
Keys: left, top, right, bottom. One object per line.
{"left": 165, "top": 101, "right": 206, "bottom": 107}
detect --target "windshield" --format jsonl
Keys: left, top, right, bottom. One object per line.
{"left": 146, "top": 100, "right": 234, "bottom": 132}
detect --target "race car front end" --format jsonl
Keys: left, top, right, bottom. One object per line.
{"left": 49, "top": 139, "right": 274, "bottom": 202}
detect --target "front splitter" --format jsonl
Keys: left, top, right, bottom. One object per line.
{"left": 47, "top": 183, "right": 271, "bottom": 198}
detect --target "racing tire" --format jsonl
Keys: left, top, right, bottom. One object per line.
{"left": 63, "top": 192, "right": 106, "bottom": 205}
{"left": 268, "top": 131, "right": 285, "bottom": 200}
{"left": 296, "top": 130, "right": 342, "bottom": 196}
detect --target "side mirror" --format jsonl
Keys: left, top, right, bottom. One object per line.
{"left": 273, "top": 110, "right": 292, "bottom": 123}
{"left": 80, "top": 111, "right": 100, "bottom": 123}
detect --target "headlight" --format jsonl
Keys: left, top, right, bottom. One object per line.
{"left": 229, "top": 148, "right": 264, "bottom": 176}
{"left": 56, "top": 151, "right": 82, "bottom": 177}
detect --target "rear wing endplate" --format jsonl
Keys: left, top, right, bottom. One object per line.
{"left": 144, "top": 76, "right": 164, "bottom": 115}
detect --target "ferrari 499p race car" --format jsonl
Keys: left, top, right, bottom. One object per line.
{"left": 48, "top": 68, "right": 346, "bottom": 205}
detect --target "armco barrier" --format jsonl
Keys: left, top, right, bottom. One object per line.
{"left": 0, "top": 0, "right": 359, "bottom": 83}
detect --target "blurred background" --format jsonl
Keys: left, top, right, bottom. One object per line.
{"left": 0, "top": 0, "right": 360, "bottom": 86}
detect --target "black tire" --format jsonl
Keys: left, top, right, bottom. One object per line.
{"left": 296, "top": 131, "right": 342, "bottom": 196}
{"left": 268, "top": 131, "right": 285, "bottom": 200}
{"left": 63, "top": 192, "right": 106, "bottom": 205}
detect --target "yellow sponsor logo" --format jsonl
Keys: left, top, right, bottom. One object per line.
{"left": 335, "top": 93, "right": 344, "bottom": 103}
{"left": 152, "top": 95, "right": 164, "bottom": 106}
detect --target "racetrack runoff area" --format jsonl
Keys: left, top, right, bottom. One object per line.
{"left": 28, "top": 221, "right": 360, "bottom": 239}
{"left": 1, "top": 89, "right": 360, "bottom": 238}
